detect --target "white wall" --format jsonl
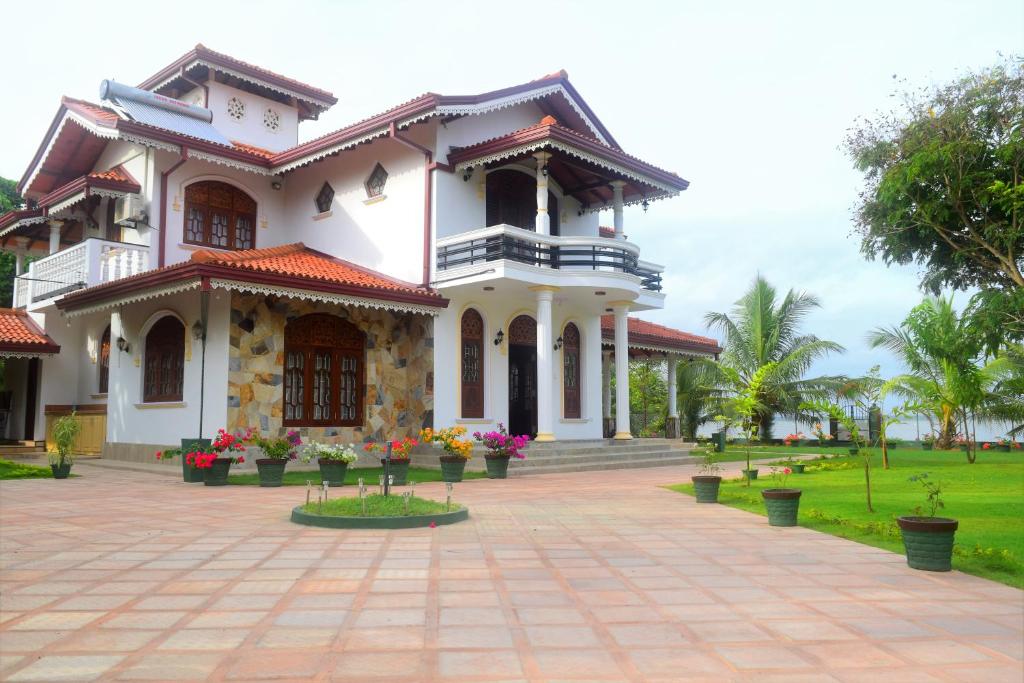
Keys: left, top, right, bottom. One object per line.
{"left": 202, "top": 82, "right": 300, "bottom": 152}
{"left": 433, "top": 293, "right": 602, "bottom": 440}
{"left": 106, "top": 290, "right": 230, "bottom": 445}
{"left": 281, "top": 129, "right": 430, "bottom": 285}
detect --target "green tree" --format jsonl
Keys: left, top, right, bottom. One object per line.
{"left": 717, "top": 363, "right": 772, "bottom": 486}
{"left": 676, "top": 361, "right": 716, "bottom": 440}
{"left": 845, "top": 58, "right": 1023, "bottom": 293}
{"left": 629, "top": 360, "right": 667, "bottom": 436}
{"left": 0, "top": 176, "right": 23, "bottom": 308}
{"left": 699, "top": 275, "right": 845, "bottom": 440}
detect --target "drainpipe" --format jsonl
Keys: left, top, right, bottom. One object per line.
{"left": 159, "top": 147, "right": 188, "bottom": 267}
{"left": 388, "top": 122, "right": 432, "bottom": 287}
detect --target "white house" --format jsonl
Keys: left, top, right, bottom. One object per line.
{"left": 0, "top": 45, "right": 720, "bottom": 459}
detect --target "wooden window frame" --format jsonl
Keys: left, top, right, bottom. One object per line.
{"left": 98, "top": 325, "right": 111, "bottom": 394}
{"left": 283, "top": 314, "right": 365, "bottom": 428}
{"left": 183, "top": 181, "right": 257, "bottom": 251}
{"left": 460, "top": 308, "right": 485, "bottom": 419}
{"left": 143, "top": 317, "right": 185, "bottom": 403}
{"left": 562, "top": 322, "right": 581, "bottom": 419}
{"left": 365, "top": 163, "right": 388, "bottom": 198}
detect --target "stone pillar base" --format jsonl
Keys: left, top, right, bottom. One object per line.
{"left": 613, "top": 431, "right": 633, "bottom": 440}
{"left": 666, "top": 417, "right": 680, "bottom": 439}
{"left": 534, "top": 432, "right": 556, "bottom": 442}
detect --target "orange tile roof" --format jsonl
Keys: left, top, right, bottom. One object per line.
{"left": 601, "top": 315, "right": 721, "bottom": 355}
{"left": 0, "top": 309, "right": 61, "bottom": 356}
{"left": 88, "top": 166, "right": 136, "bottom": 183}
{"left": 62, "top": 96, "right": 120, "bottom": 125}
{"left": 230, "top": 141, "right": 275, "bottom": 159}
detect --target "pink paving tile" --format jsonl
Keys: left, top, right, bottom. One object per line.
{"left": 524, "top": 625, "right": 603, "bottom": 648}
{"left": 882, "top": 639, "right": 996, "bottom": 665}
{"left": 333, "top": 650, "right": 427, "bottom": 679}
{"left": 116, "top": 652, "right": 224, "bottom": 680}
{"left": 714, "top": 643, "right": 816, "bottom": 669}
{"left": 688, "top": 619, "right": 774, "bottom": 643}
{"left": 225, "top": 651, "right": 326, "bottom": 680}
{"left": 627, "top": 647, "right": 734, "bottom": 678}
{"left": 437, "top": 650, "right": 524, "bottom": 678}
{"left": 342, "top": 626, "right": 427, "bottom": 650}
{"left": 532, "top": 648, "right": 626, "bottom": 679}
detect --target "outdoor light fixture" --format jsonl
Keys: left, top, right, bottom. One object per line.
{"left": 270, "top": 180, "right": 283, "bottom": 190}
{"left": 191, "top": 321, "right": 205, "bottom": 340}
{"left": 462, "top": 166, "right": 474, "bottom": 182}
{"left": 642, "top": 199, "right": 650, "bottom": 212}
{"left": 483, "top": 286, "right": 495, "bottom": 291}
{"left": 594, "top": 290, "right": 606, "bottom": 296}
{"left": 553, "top": 336, "right": 564, "bottom": 351}
{"left": 493, "top": 329, "right": 505, "bottom": 346}
{"left": 541, "top": 164, "right": 549, "bottom": 177}
{"left": 116, "top": 336, "right": 130, "bottom": 353}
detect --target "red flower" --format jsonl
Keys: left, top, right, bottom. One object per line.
{"left": 155, "top": 451, "right": 163, "bottom": 460}
{"left": 429, "top": 521, "right": 437, "bottom": 528}
{"left": 237, "top": 456, "right": 245, "bottom": 464}
{"left": 783, "top": 467, "right": 792, "bottom": 475}
{"left": 982, "top": 443, "right": 991, "bottom": 450}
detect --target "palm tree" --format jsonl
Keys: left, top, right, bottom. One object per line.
{"left": 675, "top": 362, "right": 717, "bottom": 440}
{"left": 699, "top": 276, "right": 845, "bottom": 440}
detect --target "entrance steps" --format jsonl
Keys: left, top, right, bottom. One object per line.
{"left": 0, "top": 441, "right": 47, "bottom": 460}
{"left": 508, "top": 438, "right": 699, "bottom": 476}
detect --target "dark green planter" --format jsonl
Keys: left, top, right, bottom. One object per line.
{"left": 440, "top": 456, "right": 466, "bottom": 482}
{"left": 180, "top": 438, "right": 210, "bottom": 483}
{"left": 898, "top": 516, "right": 958, "bottom": 572}
{"left": 318, "top": 459, "right": 349, "bottom": 486}
{"left": 51, "top": 463, "right": 72, "bottom": 479}
{"left": 691, "top": 475, "right": 721, "bottom": 503}
{"left": 996, "top": 444, "right": 1010, "bottom": 452}
{"left": 256, "top": 458, "right": 287, "bottom": 487}
{"left": 819, "top": 441, "right": 830, "bottom": 448}
{"left": 742, "top": 469, "right": 759, "bottom": 481}
{"left": 203, "top": 458, "right": 232, "bottom": 486}
{"left": 380, "top": 459, "right": 410, "bottom": 486}
{"left": 790, "top": 463, "right": 805, "bottom": 474}
{"left": 485, "top": 455, "right": 510, "bottom": 479}
{"left": 849, "top": 448, "right": 859, "bottom": 455}
{"left": 921, "top": 442, "right": 934, "bottom": 451}
{"left": 762, "top": 489, "right": 801, "bottom": 527}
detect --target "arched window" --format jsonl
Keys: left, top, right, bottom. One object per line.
{"left": 143, "top": 317, "right": 185, "bottom": 403}
{"left": 184, "top": 181, "right": 257, "bottom": 250}
{"left": 284, "top": 314, "right": 364, "bottom": 427}
{"left": 562, "top": 322, "right": 581, "bottom": 419}
{"left": 485, "top": 169, "right": 559, "bottom": 235}
{"left": 460, "top": 309, "right": 484, "bottom": 418}
{"left": 98, "top": 326, "right": 111, "bottom": 394}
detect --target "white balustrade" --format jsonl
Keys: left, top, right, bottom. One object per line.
{"left": 14, "top": 238, "right": 151, "bottom": 307}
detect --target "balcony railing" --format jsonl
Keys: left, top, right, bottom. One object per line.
{"left": 13, "top": 238, "right": 150, "bottom": 308}
{"left": 436, "top": 225, "right": 663, "bottom": 292}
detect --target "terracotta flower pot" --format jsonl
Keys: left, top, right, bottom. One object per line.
{"left": 485, "top": 455, "right": 510, "bottom": 479}
{"left": 762, "top": 488, "right": 801, "bottom": 527}
{"left": 439, "top": 456, "right": 466, "bottom": 482}
{"left": 897, "top": 516, "right": 958, "bottom": 572}
{"left": 691, "top": 475, "right": 721, "bottom": 503}
{"left": 318, "top": 459, "right": 349, "bottom": 486}
{"left": 256, "top": 458, "right": 287, "bottom": 487}
{"left": 380, "top": 458, "right": 410, "bottom": 486}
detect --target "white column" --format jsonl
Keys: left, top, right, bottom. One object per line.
{"left": 534, "top": 151, "right": 551, "bottom": 236}
{"left": 48, "top": 221, "right": 62, "bottom": 254}
{"left": 14, "top": 250, "right": 25, "bottom": 276}
{"left": 667, "top": 355, "right": 678, "bottom": 419}
{"left": 532, "top": 285, "right": 557, "bottom": 441}
{"left": 601, "top": 350, "right": 612, "bottom": 420}
{"left": 610, "top": 180, "right": 625, "bottom": 240}
{"left": 612, "top": 302, "right": 632, "bottom": 439}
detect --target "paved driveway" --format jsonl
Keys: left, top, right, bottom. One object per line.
{"left": 1, "top": 459, "right": 1021, "bottom": 682}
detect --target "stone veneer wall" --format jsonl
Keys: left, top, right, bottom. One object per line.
{"left": 227, "top": 292, "right": 434, "bottom": 443}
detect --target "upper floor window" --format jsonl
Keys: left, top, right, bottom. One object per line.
{"left": 283, "top": 314, "right": 365, "bottom": 427}
{"left": 486, "top": 169, "right": 559, "bottom": 235}
{"left": 365, "top": 163, "right": 388, "bottom": 198}
{"left": 143, "top": 316, "right": 185, "bottom": 403}
{"left": 184, "top": 181, "right": 256, "bottom": 251}
{"left": 98, "top": 326, "right": 111, "bottom": 394}
{"left": 315, "top": 182, "right": 334, "bottom": 214}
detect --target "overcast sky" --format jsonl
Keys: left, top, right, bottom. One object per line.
{"left": 3, "top": 1, "right": 1020, "bottom": 433}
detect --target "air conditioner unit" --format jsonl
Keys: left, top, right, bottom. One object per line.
{"left": 114, "top": 195, "right": 148, "bottom": 227}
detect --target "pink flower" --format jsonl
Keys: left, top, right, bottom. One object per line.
{"left": 783, "top": 467, "right": 792, "bottom": 475}
{"left": 429, "top": 521, "right": 437, "bottom": 528}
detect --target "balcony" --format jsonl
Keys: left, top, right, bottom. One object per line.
{"left": 436, "top": 225, "right": 663, "bottom": 292}
{"left": 13, "top": 238, "right": 150, "bottom": 308}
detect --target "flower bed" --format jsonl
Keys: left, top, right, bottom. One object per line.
{"left": 290, "top": 494, "right": 468, "bottom": 529}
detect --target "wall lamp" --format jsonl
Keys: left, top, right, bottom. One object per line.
{"left": 462, "top": 166, "right": 474, "bottom": 182}
{"left": 540, "top": 164, "right": 549, "bottom": 177}
{"left": 553, "top": 336, "right": 563, "bottom": 351}
{"left": 191, "top": 321, "right": 205, "bottom": 341}
{"left": 270, "top": 180, "right": 283, "bottom": 191}
{"left": 493, "top": 329, "right": 505, "bottom": 346}
{"left": 116, "top": 336, "right": 130, "bottom": 353}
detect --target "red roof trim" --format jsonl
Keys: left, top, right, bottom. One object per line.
{"left": 448, "top": 123, "right": 689, "bottom": 191}
{"left": 0, "top": 208, "right": 45, "bottom": 232}
{"left": 138, "top": 44, "right": 337, "bottom": 106}
{"left": 601, "top": 315, "right": 721, "bottom": 355}
{"left": 57, "top": 243, "right": 448, "bottom": 312}
{"left": 37, "top": 166, "right": 142, "bottom": 210}
{"left": 0, "top": 308, "right": 61, "bottom": 355}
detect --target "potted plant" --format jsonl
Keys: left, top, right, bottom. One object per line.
{"left": 473, "top": 423, "right": 529, "bottom": 479}
{"left": 995, "top": 436, "right": 1012, "bottom": 453}
{"left": 691, "top": 444, "right": 722, "bottom": 503}
{"left": 811, "top": 422, "right": 833, "bottom": 448}
{"left": 252, "top": 430, "right": 301, "bottom": 487}
{"left": 783, "top": 454, "right": 805, "bottom": 474}
{"left": 762, "top": 466, "right": 800, "bottom": 526}
{"left": 49, "top": 412, "right": 81, "bottom": 479}
{"left": 954, "top": 435, "right": 971, "bottom": 453}
{"left": 421, "top": 426, "right": 474, "bottom": 482}
{"left": 156, "top": 439, "right": 211, "bottom": 483}
{"left": 304, "top": 441, "right": 357, "bottom": 485}
{"left": 921, "top": 433, "right": 935, "bottom": 451}
{"left": 898, "top": 473, "right": 957, "bottom": 571}
{"left": 192, "top": 428, "right": 250, "bottom": 486}
{"left": 364, "top": 437, "right": 417, "bottom": 485}
{"left": 782, "top": 432, "right": 804, "bottom": 447}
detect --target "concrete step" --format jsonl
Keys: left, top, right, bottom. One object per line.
{"left": 0, "top": 446, "right": 49, "bottom": 459}
{"left": 508, "top": 455, "right": 700, "bottom": 476}
{"left": 510, "top": 449, "right": 693, "bottom": 465}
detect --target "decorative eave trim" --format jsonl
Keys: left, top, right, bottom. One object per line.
{"left": 0, "top": 215, "right": 48, "bottom": 239}
{"left": 63, "top": 279, "right": 202, "bottom": 317}
{"left": 600, "top": 338, "right": 718, "bottom": 358}
{"left": 188, "top": 149, "right": 275, "bottom": 176}
{"left": 117, "top": 131, "right": 180, "bottom": 154}
{"left": 46, "top": 191, "right": 88, "bottom": 215}
{"left": 210, "top": 278, "right": 443, "bottom": 316}
{"left": 21, "top": 113, "right": 119, "bottom": 198}
{"left": 453, "top": 139, "right": 682, "bottom": 201}
{"left": 437, "top": 84, "right": 609, "bottom": 145}
{"left": 272, "top": 128, "right": 388, "bottom": 174}
{"left": 0, "top": 349, "right": 60, "bottom": 359}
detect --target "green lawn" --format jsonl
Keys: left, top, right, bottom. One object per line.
{"left": 0, "top": 458, "right": 54, "bottom": 480}
{"left": 227, "top": 466, "right": 487, "bottom": 486}
{"left": 669, "top": 448, "right": 1024, "bottom": 587}
{"left": 301, "top": 494, "right": 460, "bottom": 517}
